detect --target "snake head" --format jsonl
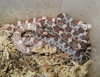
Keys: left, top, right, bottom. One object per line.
{"left": 78, "top": 21, "right": 92, "bottom": 30}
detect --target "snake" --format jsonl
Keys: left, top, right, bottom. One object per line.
{"left": 5, "top": 13, "right": 92, "bottom": 64}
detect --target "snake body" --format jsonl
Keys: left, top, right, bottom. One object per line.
{"left": 5, "top": 13, "right": 92, "bottom": 64}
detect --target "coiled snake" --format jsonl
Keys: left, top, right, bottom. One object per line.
{"left": 5, "top": 13, "right": 92, "bottom": 64}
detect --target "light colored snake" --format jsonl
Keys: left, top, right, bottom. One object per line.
{"left": 5, "top": 13, "right": 92, "bottom": 64}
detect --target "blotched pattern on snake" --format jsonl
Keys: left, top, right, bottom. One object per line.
{"left": 5, "top": 13, "right": 92, "bottom": 64}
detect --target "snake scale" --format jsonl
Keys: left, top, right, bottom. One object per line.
{"left": 5, "top": 13, "right": 92, "bottom": 64}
